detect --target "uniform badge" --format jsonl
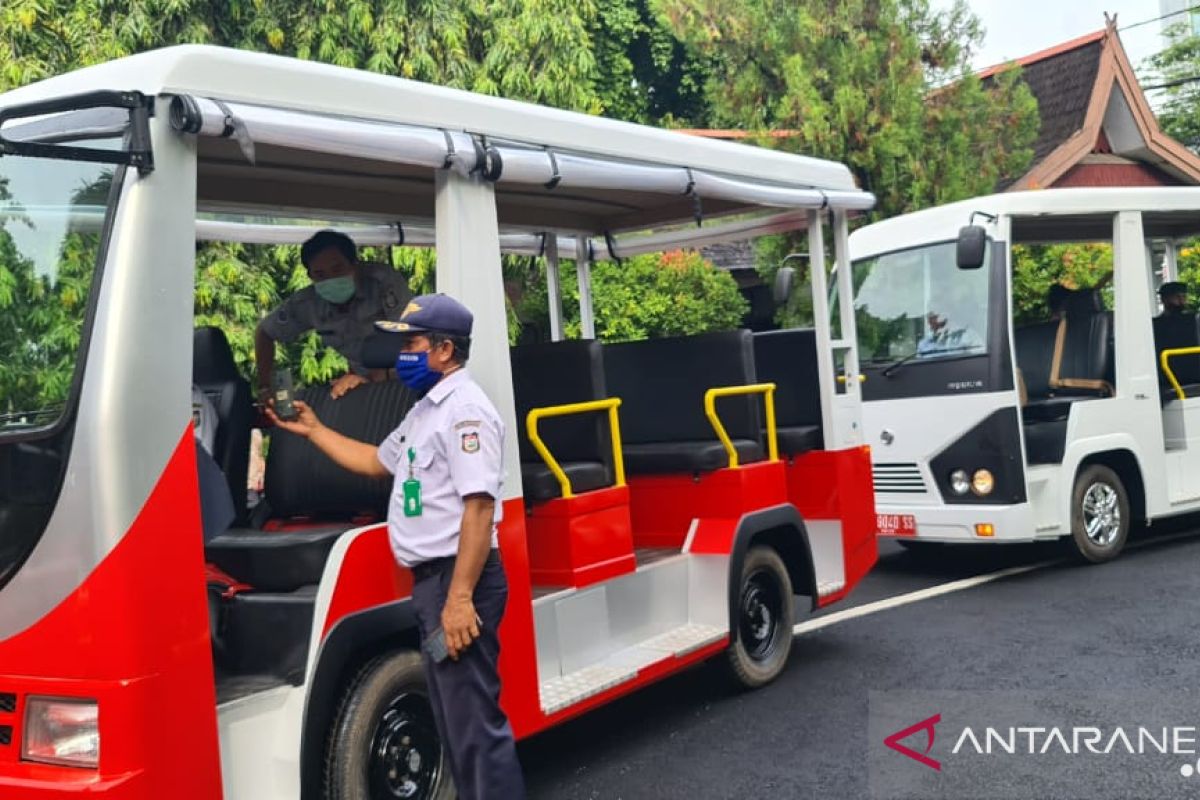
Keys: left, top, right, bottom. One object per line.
{"left": 461, "top": 431, "right": 480, "bottom": 453}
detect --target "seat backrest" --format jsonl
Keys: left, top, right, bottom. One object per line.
{"left": 1014, "top": 320, "right": 1059, "bottom": 400}
{"left": 1153, "top": 312, "right": 1200, "bottom": 388}
{"left": 510, "top": 339, "right": 608, "bottom": 464}
{"left": 193, "top": 327, "right": 253, "bottom": 524}
{"left": 1055, "top": 290, "right": 1112, "bottom": 392}
{"left": 265, "top": 381, "right": 415, "bottom": 519}
{"left": 752, "top": 328, "right": 822, "bottom": 429}
{"left": 603, "top": 330, "right": 760, "bottom": 444}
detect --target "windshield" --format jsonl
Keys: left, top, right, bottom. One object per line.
{"left": 0, "top": 136, "right": 123, "bottom": 589}
{"left": 0, "top": 150, "right": 116, "bottom": 433}
{"left": 849, "top": 240, "right": 990, "bottom": 365}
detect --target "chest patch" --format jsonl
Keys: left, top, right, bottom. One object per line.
{"left": 461, "top": 431, "right": 480, "bottom": 453}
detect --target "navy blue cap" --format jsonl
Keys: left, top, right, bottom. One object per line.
{"left": 375, "top": 293, "right": 473, "bottom": 337}
{"left": 1160, "top": 281, "right": 1187, "bottom": 296}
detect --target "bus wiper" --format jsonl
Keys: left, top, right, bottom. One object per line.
{"left": 880, "top": 345, "right": 981, "bottom": 378}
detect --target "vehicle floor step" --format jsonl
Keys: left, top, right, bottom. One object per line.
{"left": 538, "top": 622, "right": 725, "bottom": 715}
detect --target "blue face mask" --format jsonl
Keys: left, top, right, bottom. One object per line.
{"left": 395, "top": 350, "right": 441, "bottom": 393}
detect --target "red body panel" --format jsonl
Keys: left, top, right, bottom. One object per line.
{"left": 627, "top": 462, "right": 788, "bottom": 548}
{"left": 524, "top": 486, "right": 635, "bottom": 588}
{"left": 0, "top": 430, "right": 222, "bottom": 799}
{"left": 319, "top": 526, "right": 411, "bottom": 639}
{"left": 785, "top": 447, "right": 878, "bottom": 605}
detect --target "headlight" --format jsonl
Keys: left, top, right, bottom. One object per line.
{"left": 949, "top": 469, "right": 970, "bottom": 495}
{"left": 22, "top": 697, "right": 99, "bottom": 769}
{"left": 972, "top": 469, "right": 995, "bottom": 496}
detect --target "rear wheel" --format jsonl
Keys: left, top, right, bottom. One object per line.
{"left": 725, "top": 545, "right": 795, "bottom": 689}
{"left": 324, "top": 651, "right": 455, "bottom": 800}
{"left": 1069, "top": 464, "right": 1129, "bottom": 564}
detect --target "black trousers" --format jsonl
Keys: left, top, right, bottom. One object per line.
{"left": 411, "top": 552, "right": 526, "bottom": 800}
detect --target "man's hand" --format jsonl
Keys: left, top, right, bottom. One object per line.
{"left": 265, "top": 400, "right": 322, "bottom": 438}
{"left": 441, "top": 594, "right": 481, "bottom": 661}
{"left": 330, "top": 372, "right": 367, "bottom": 399}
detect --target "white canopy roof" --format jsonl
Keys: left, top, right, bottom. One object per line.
{"left": 1, "top": 45, "right": 874, "bottom": 234}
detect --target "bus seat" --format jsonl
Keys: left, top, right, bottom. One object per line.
{"left": 1014, "top": 320, "right": 1068, "bottom": 421}
{"left": 604, "top": 330, "right": 763, "bottom": 474}
{"left": 1051, "top": 290, "right": 1113, "bottom": 397}
{"left": 1153, "top": 312, "right": 1200, "bottom": 400}
{"left": 205, "top": 380, "right": 414, "bottom": 591}
{"left": 510, "top": 339, "right": 611, "bottom": 502}
{"left": 752, "top": 328, "right": 824, "bottom": 455}
{"left": 193, "top": 326, "right": 253, "bottom": 525}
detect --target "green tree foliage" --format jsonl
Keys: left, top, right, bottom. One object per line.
{"left": 1011, "top": 243, "right": 1113, "bottom": 326}
{"left": 1145, "top": 25, "right": 1200, "bottom": 152}
{"left": 651, "top": 0, "right": 1039, "bottom": 217}
{"left": 519, "top": 250, "right": 747, "bottom": 342}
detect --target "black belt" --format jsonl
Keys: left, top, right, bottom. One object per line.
{"left": 411, "top": 548, "right": 500, "bottom": 583}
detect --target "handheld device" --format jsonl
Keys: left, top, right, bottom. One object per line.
{"left": 423, "top": 627, "right": 449, "bottom": 664}
{"left": 272, "top": 368, "right": 299, "bottom": 422}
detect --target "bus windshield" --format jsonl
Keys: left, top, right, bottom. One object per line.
{"left": 0, "top": 139, "right": 122, "bottom": 589}
{"left": 850, "top": 240, "right": 990, "bottom": 366}
{"left": 0, "top": 150, "right": 117, "bottom": 433}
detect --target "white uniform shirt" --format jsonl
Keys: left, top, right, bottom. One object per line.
{"left": 377, "top": 369, "right": 504, "bottom": 567}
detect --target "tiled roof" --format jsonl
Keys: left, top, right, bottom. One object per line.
{"left": 985, "top": 36, "right": 1104, "bottom": 190}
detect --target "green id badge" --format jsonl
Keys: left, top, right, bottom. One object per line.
{"left": 403, "top": 478, "right": 423, "bottom": 517}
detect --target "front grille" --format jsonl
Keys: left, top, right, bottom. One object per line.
{"left": 873, "top": 462, "right": 927, "bottom": 494}
{"left": 0, "top": 725, "right": 11, "bottom": 746}
{"left": 0, "top": 693, "right": 14, "bottom": 713}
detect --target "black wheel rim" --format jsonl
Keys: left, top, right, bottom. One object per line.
{"left": 369, "top": 691, "right": 442, "bottom": 799}
{"left": 739, "top": 567, "right": 784, "bottom": 661}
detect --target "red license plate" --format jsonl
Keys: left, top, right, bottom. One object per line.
{"left": 877, "top": 513, "right": 917, "bottom": 537}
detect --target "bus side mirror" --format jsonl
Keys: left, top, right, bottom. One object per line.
{"left": 956, "top": 225, "right": 987, "bottom": 270}
{"left": 774, "top": 266, "right": 797, "bottom": 305}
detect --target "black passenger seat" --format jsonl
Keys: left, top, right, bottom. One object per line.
{"left": 1014, "top": 289, "right": 1113, "bottom": 464}
{"left": 511, "top": 339, "right": 612, "bottom": 502}
{"left": 753, "top": 328, "right": 824, "bottom": 455}
{"left": 205, "top": 380, "right": 414, "bottom": 591}
{"left": 193, "top": 327, "right": 254, "bottom": 525}
{"left": 1153, "top": 312, "right": 1200, "bottom": 400}
{"left": 604, "top": 330, "right": 764, "bottom": 474}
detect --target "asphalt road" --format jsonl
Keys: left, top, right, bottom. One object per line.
{"left": 519, "top": 521, "right": 1200, "bottom": 800}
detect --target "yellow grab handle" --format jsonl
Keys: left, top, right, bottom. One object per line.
{"left": 1161, "top": 346, "right": 1200, "bottom": 401}
{"left": 526, "top": 398, "right": 625, "bottom": 499}
{"left": 703, "top": 383, "right": 779, "bottom": 469}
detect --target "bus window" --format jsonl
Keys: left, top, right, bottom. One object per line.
{"left": 851, "top": 240, "right": 989, "bottom": 365}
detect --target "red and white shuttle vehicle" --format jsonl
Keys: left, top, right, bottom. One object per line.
{"left": 0, "top": 46, "right": 877, "bottom": 798}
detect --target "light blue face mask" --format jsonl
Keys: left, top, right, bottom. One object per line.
{"left": 315, "top": 275, "right": 356, "bottom": 304}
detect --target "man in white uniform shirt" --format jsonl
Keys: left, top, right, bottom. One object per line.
{"left": 267, "top": 293, "right": 524, "bottom": 800}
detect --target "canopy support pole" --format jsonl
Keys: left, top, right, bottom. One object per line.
{"left": 545, "top": 234, "right": 565, "bottom": 341}
{"left": 434, "top": 168, "right": 522, "bottom": 493}
{"left": 576, "top": 236, "right": 596, "bottom": 339}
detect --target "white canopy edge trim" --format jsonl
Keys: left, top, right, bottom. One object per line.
{"left": 178, "top": 96, "right": 875, "bottom": 215}
{"left": 191, "top": 210, "right": 813, "bottom": 260}
{"left": 2, "top": 205, "right": 813, "bottom": 260}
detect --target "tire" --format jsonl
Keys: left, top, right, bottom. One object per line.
{"left": 724, "top": 545, "right": 795, "bottom": 689}
{"left": 1069, "top": 464, "right": 1130, "bottom": 564}
{"left": 324, "top": 650, "right": 456, "bottom": 800}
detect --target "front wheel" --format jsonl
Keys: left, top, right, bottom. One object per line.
{"left": 724, "top": 545, "right": 795, "bottom": 689}
{"left": 324, "top": 650, "right": 456, "bottom": 800}
{"left": 1069, "top": 464, "right": 1129, "bottom": 564}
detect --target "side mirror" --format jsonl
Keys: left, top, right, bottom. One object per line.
{"left": 956, "top": 225, "right": 987, "bottom": 270}
{"left": 774, "top": 266, "right": 797, "bottom": 305}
